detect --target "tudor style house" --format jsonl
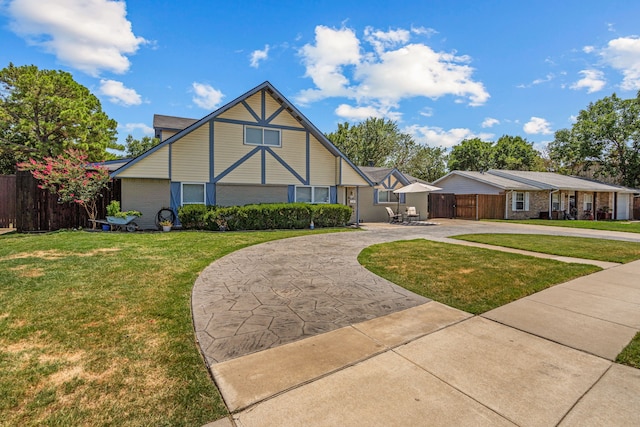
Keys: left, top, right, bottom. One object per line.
{"left": 110, "top": 82, "right": 372, "bottom": 229}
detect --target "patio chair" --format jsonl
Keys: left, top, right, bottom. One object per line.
{"left": 385, "top": 207, "right": 402, "bottom": 223}
{"left": 405, "top": 206, "right": 420, "bottom": 222}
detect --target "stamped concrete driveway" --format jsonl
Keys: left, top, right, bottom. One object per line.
{"left": 192, "top": 219, "right": 640, "bottom": 367}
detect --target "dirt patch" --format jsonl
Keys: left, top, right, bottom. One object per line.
{"left": 2, "top": 247, "right": 120, "bottom": 262}
{"left": 9, "top": 265, "right": 44, "bottom": 278}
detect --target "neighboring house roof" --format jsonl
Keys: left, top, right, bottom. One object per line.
{"left": 153, "top": 114, "right": 198, "bottom": 131}
{"left": 489, "top": 170, "right": 637, "bottom": 193}
{"left": 433, "top": 169, "right": 638, "bottom": 193}
{"left": 433, "top": 170, "right": 539, "bottom": 191}
{"left": 89, "top": 158, "right": 132, "bottom": 172}
{"left": 112, "top": 81, "right": 373, "bottom": 185}
{"left": 359, "top": 166, "right": 411, "bottom": 186}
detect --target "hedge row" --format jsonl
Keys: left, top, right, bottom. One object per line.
{"left": 178, "top": 203, "right": 352, "bottom": 231}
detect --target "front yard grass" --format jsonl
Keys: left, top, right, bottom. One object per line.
{"left": 358, "top": 239, "right": 600, "bottom": 315}
{"left": 487, "top": 219, "right": 640, "bottom": 234}
{"left": 617, "top": 332, "right": 640, "bottom": 369}
{"left": 452, "top": 234, "right": 640, "bottom": 263}
{"left": 0, "top": 228, "right": 342, "bottom": 427}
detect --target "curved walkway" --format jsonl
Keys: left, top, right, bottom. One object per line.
{"left": 195, "top": 220, "right": 640, "bottom": 426}
{"left": 192, "top": 220, "right": 639, "bottom": 366}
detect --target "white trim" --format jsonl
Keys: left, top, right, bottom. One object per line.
{"left": 376, "top": 189, "right": 397, "bottom": 204}
{"left": 181, "top": 182, "right": 206, "bottom": 205}
{"left": 244, "top": 125, "right": 281, "bottom": 147}
{"left": 512, "top": 191, "right": 529, "bottom": 211}
{"left": 295, "top": 185, "right": 330, "bottom": 203}
{"left": 583, "top": 193, "right": 593, "bottom": 212}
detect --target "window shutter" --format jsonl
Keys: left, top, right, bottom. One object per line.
{"left": 400, "top": 193, "right": 406, "bottom": 204}
{"left": 374, "top": 189, "right": 379, "bottom": 204}
{"left": 511, "top": 192, "right": 516, "bottom": 211}
{"left": 206, "top": 183, "right": 215, "bottom": 206}
{"left": 524, "top": 193, "right": 530, "bottom": 211}
{"left": 330, "top": 186, "right": 337, "bottom": 204}
{"left": 170, "top": 182, "right": 181, "bottom": 225}
{"left": 288, "top": 185, "right": 295, "bottom": 203}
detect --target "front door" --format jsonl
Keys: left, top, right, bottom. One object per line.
{"left": 568, "top": 194, "right": 576, "bottom": 219}
{"left": 616, "top": 193, "right": 630, "bottom": 220}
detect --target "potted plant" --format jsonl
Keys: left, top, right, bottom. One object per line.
{"left": 159, "top": 220, "right": 173, "bottom": 232}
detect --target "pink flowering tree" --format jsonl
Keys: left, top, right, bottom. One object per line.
{"left": 18, "top": 149, "right": 111, "bottom": 228}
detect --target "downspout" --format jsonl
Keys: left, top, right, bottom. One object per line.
{"left": 505, "top": 190, "right": 511, "bottom": 219}
{"left": 356, "top": 186, "right": 360, "bottom": 226}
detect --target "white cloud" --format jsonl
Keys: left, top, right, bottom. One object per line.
{"left": 523, "top": 117, "right": 552, "bottom": 135}
{"left": 192, "top": 82, "right": 224, "bottom": 109}
{"left": 335, "top": 103, "right": 402, "bottom": 122}
{"left": 404, "top": 124, "right": 493, "bottom": 149}
{"left": 364, "top": 26, "right": 411, "bottom": 54}
{"left": 518, "top": 73, "right": 554, "bottom": 88}
{"left": 583, "top": 45, "right": 595, "bottom": 53}
{"left": 419, "top": 107, "right": 433, "bottom": 118}
{"left": 600, "top": 36, "right": 640, "bottom": 90}
{"left": 411, "top": 26, "right": 438, "bottom": 37}
{"left": 296, "top": 25, "right": 489, "bottom": 108}
{"left": 99, "top": 79, "right": 142, "bottom": 106}
{"left": 481, "top": 117, "right": 499, "bottom": 128}
{"left": 570, "top": 69, "right": 606, "bottom": 93}
{"left": 121, "top": 122, "right": 153, "bottom": 135}
{"left": 250, "top": 44, "right": 269, "bottom": 68}
{"left": 7, "top": 0, "right": 146, "bottom": 76}
{"left": 297, "top": 25, "right": 361, "bottom": 104}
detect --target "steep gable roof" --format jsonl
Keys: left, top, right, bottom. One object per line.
{"left": 359, "top": 166, "right": 411, "bottom": 186}
{"left": 112, "top": 81, "right": 372, "bottom": 185}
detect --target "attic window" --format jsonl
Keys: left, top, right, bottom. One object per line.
{"left": 245, "top": 126, "right": 281, "bottom": 147}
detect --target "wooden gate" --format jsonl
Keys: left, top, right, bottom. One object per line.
{"left": 0, "top": 175, "right": 16, "bottom": 228}
{"left": 454, "top": 195, "right": 476, "bottom": 219}
{"left": 477, "top": 194, "right": 506, "bottom": 219}
{"left": 634, "top": 196, "right": 640, "bottom": 220}
{"left": 428, "top": 193, "right": 455, "bottom": 218}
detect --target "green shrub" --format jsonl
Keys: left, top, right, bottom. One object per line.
{"left": 178, "top": 204, "right": 213, "bottom": 229}
{"left": 180, "top": 203, "right": 350, "bottom": 231}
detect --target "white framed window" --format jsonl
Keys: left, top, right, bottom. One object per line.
{"left": 182, "top": 183, "right": 206, "bottom": 205}
{"left": 295, "top": 186, "right": 330, "bottom": 203}
{"left": 512, "top": 192, "right": 529, "bottom": 211}
{"left": 583, "top": 193, "right": 593, "bottom": 212}
{"left": 245, "top": 126, "right": 281, "bottom": 147}
{"left": 376, "top": 190, "right": 396, "bottom": 204}
{"left": 551, "top": 192, "right": 560, "bottom": 211}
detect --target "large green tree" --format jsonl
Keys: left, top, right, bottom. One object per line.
{"left": 447, "top": 137, "right": 494, "bottom": 171}
{"left": 493, "top": 135, "right": 543, "bottom": 170}
{"left": 326, "top": 117, "right": 447, "bottom": 182}
{"left": 326, "top": 118, "right": 403, "bottom": 167}
{"left": 548, "top": 92, "right": 640, "bottom": 187}
{"left": 124, "top": 134, "right": 161, "bottom": 158}
{"left": 0, "top": 63, "right": 120, "bottom": 174}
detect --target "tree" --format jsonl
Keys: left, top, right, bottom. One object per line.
{"left": 17, "top": 149, "right": 111, "bottom": 227}
{"left": 493, "top": 135, "right": 543, "bottom": 170}
{"left": 402, "top": 145, "right": 447, "bottom": 182}
{"left": 548, "top": 92, "right": 640, "bottom": 187}
{"left": 124, "top": 135, "right": 161, "bottom": 158}
{"left": 326, "top": 118, "right": 402, "bottom": 167}
{"left": 0, "top": 63, "right": 120, "bottom": 174}
{"left": 447, "top": 138, "right": 494, "bottom": 171}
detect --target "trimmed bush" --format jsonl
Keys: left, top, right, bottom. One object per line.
{"left": 179, "top": 203, "right": 351, "bottom": 231}
{"left": 178, "top": 204, "right": 214, "bottom": 230}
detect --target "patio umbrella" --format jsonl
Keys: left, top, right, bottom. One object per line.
{"left": 393, "top": 182, "right": 442, "bottom": 194}
{"left": 393, "top": 182, "right": 442, "bottom": 217}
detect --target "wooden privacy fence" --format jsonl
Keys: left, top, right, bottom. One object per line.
{"left": 13, "top": 171, "right": 121, "bottom": 232}
{"left": 429, "top": 193, "right": 505, "bottom": 220}
{"left": 0, "top": 175, "right": 17, "bottom": 228}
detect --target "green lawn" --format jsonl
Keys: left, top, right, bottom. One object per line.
{"left": 617, "top": 332, "right": 640, "bottom": 369}
{"left": 487, "top": 219, "right": 640, "bottom": 233}
{"left": 0, "top": 229, "right": 343, "bottom": 427}
{"left": 358, "top": 239, "right": 600, "bottom": 314}
{"left": 452, "top": 234, "right": 640, "bottom": 263}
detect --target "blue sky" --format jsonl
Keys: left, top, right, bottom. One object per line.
{"left": 2, "top": 0, "right": 640, "bottom": 154}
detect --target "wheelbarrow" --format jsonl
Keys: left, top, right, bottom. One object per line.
{"left": 104, "top": 215, "right": 139, "bottom": 232}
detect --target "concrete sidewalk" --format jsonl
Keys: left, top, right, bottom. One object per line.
{"left": 198, "top": 222, "right": 640, "bottom": 426}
